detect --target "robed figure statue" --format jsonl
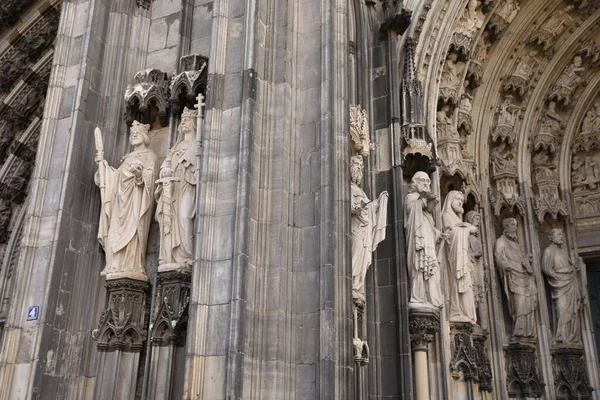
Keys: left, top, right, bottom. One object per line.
{"left": 155, "top": 107, "right": 197, "bottom": 270}
{"left": 95, "top": 121, "right": 158, "bottom": 281}
{"left": 441, "top": 191, "right": 478, "bottom": 323}
{"left": 350, "top": 156, "right": 388, "bottom": 306}
{"left": 542, "top": 228, "right": 582, "bottom": 345}
{"left": 405, "top": 171, "right": 446, "bottom": 308}
{"left": 494, "top": 218, "right": 538, "bottom": 340}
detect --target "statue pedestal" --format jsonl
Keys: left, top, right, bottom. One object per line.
{"left": 504, "top": 341, "right": 544, "bottom": 398}
{"left": 147, "top": 269, "right": 191, "bottom": 400}
{"left": 550, "top": 346, "right": 592, "bottom": 399}
{"left": 408, "top": 306, "right": 439, "bottom": 400}
{"left": 448, "top": 322, "right": 494, "bottom": 394}
{"left": 92, "top": 278, "right": 150, "bottom": 400}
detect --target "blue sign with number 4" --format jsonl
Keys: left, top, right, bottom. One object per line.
{"left": 27, "top": 306, "right": 39, "bottom": 321}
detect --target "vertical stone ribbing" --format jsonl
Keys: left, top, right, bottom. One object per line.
{"left": 0, "top": 0, "right": 153, "bottom": 398}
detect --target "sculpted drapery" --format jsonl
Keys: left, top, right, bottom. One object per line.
{"left": 442, "top": 191, "right": 478, "bottom": 323}
{"left": 155, "top": 107, "right": 197, "bottom": 270}
{"left": 494, "top": 218, "right": 538, "bottom": 340}
{"left": 405, "top": 171, "right": 445, "bottom": 308}
{"left": 542, "top": 229, "right": 582, "bottom": 346}
{"left": 351, "top": 156, "right": 388, "bottom": 305}
{"left": 96, "top": 121, "right": 158, "bottom": 281}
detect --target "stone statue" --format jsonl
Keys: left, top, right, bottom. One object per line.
{"left": 95, "top": 121, "right": 158, "bottom": 281}
{"left": 542, "top": 228, "right": 582, "bottom": 346}
{"left": 496, "top": 0, "right": 520, "bottom": 24}
{"left": 155, "top": 107, "right": 197, "bottom": 271}
{"left": 351, "top": 156, "right": 388, "bottom": 306}
{"left": 405, "top": 171, "right": 446, "bottom": 308}
{"left": 441, "top": 53, "right": 464, "bottom": 89}
{"left": 490, "top": 142, "right": 516, "bottom": 176}
{"left": 549, "top": 56, "right": 585, "bottom": 106}
{"left": 494, "top": 218, "right": 538, "bottom": 340}
{"left": 442, "top": 191, "right": 478, "bottom": 323}
{"left": 581, "top": 109, "right": 596, "bottom": 135}
{"left": 466, "top": 211, "right": 485, "bottom": 317}
{"left": 436, "top": 105, "right": 457, "bottom": 140}
{"left": 535, "top": 101, "right": 563, "bottom": 153}
{"left": 455, "top": 0, "right": 483, "bottom": 38}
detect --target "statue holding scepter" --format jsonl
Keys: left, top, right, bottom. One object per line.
{"left": 95, "top": 121, "right": 158, "bottom": 281}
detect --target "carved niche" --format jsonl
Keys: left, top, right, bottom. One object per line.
{"left": 125, "top": 69, "right": 171, "bottom": 127}
{"left": 449, "top": 0, "right": 484, "bottom": 59}
{"left": 503, "top": 51, "right": 539, "bottom": 98}
{"left": 491, "top": 95, "right": 520, "bottom": 144}
{"left": 548, "top": 56, "right": 585, "bottom": 107}
{"left": 531, "top": 152, "right": 568, "bottom": 223}
{"left": 169, "top": 54, "right": 209, "bottom": 116}
{"left": 528, "top": 6, "right": 575, "bottom": 52}
{"left": 467, "top": 36, "right": 490, "bottom": 89}
{"left": 486, "top": 0, "right": 520, "bottom": 39}
{"left": 439, "top": 52, "right": 465, "bottom": 107}
{"left": 489, "top": 141, "right": 524, "bottom": 216}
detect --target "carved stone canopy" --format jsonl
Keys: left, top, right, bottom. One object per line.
{"left": 125, "top": 69, "right": 171, "bottom": 127}
{"left": 170, "top": 54, "right": 209, "bottom": 116}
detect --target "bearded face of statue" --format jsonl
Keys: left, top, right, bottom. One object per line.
{"left": 472, "top": 215, "right": 481, "bottom": 227}
{"left": 549, "top": 229, "right": 564, "bottom": 246}
{"left": 130, "top": 122, "right": 150, "bottom": 147}
{"left": 504, "top": 219, "right": 518, "bottom": 241}
{"left": 413, "top": 172, "right": 431, "bottom": 194}
{"left": 451, "top": 193, "right": 464, "bottom": 215}
{"left": 350, "top": 158, "right": 364, "bottom": 186}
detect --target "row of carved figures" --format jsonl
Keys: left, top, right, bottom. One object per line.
{"left": 403, "top": 171, "right": 583, "bottom": 347}
{"left": 94, "top": 105, "right": 201, "bottom": 282}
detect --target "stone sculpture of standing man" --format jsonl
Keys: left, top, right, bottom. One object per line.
{"left": 155, "top": 107, "right": 197, "bottom": 271}
{"left": 95, "top": 121, "right": 158, "bottom": 281}
{"left": 494, "top": 218, "right": 538, "bottom": 340}
{"left": 442, "top": 191, "right": 478, "bottom": 323}
{"left": 542, "top": 228, "right": 582, "bottom": 346}
{"left": 351, "top": 156, "right": 388, "bottom": 307}
{"left": 405, "top": 171, "right": 446, "bottom": 308}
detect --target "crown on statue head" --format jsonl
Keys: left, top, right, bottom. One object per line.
{"left": 181, "top": 107, "right": 198, "bottom": 119}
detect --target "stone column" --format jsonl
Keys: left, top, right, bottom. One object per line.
{"left": 409, "top": 307, "right": 440, "bottom": 400}
{"left": 92, "top": 279, "right": 150, "bottom": 400}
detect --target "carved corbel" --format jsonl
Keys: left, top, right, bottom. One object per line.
{"left": 504, "top": 343, "right": 544, "bottom": 398}
{"left": 150, "top": 271, "right": 191, "bottom": 346}
{"left": 124, "top": 69, "right": 171, "bottom": 127}
{"left": 92, "top": 279, "right": 150, "bottom": 352}
{"left": 551, "top": 347, "right": 593, "bottom": 399}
